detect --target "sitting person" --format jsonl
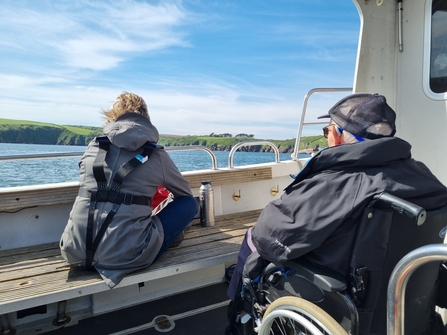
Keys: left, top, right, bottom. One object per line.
{"left": 60, "top": 92, "right": 197, "bottom": 288}
{"left": 225, "top": 93, "right": 447, "bottom": 334}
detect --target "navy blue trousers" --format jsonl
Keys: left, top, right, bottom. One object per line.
{"left": 155, "top": 195, "right": 198, "bottom": 259}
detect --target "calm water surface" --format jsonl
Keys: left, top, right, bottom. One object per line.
{"left": 0, "top": 143, "right": 302, "bottom": 187}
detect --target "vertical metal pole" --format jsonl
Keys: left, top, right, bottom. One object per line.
{"left": 53, "top": 300, "right": 71, "bottom": 326}
{"left": 397, "top": 0, "right": 403, "bottom": 52}
{"left": 0, "top": 314, "right": 16, "bottom": 335}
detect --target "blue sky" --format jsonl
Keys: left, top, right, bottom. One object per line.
{"left": 0, "top": 0, "right": 360, "bottom": 140}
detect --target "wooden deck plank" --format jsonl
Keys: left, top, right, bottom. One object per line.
{"left": 0, "top": 242, "right": 59, "bottom": 260}
{"left": 0, "top": 249, "right": 61, "bottom": 268}
{"left": 0, "top": 183, "right": 80, "bottom": 211}
{"left": 0, "top": 236, "right": 246, "bottom": 303}
{"left": 0, "top": 225, "right": 252, "bottom": 283}
{"left": 0, "top": 210, "right": 259, "bottom": 313}
{"left": 0, "top": 233, "right": 248, "bottom": 294}
{"left": 184, "top": 167, "right": 272, "bottom": 189}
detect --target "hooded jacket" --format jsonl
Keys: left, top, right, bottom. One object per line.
{"left": 245, "top": 137, "right": 447, "bottom": 278}
{"left": 60, "top": 113, "right": 193, "bottom": 288}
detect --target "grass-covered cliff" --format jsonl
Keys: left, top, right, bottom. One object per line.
{"left": 158, "top": 134, "right": 326, "bottom": 153}
{"left": 0, "top": 119, "right": 103, "bottom": 146}
{"left": 0, "top": 118, "right": 327, "bottom": 152}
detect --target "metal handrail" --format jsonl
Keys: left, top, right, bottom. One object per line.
{"left": 291, "top": 88, "right": 352, "bottom": 161}
{"left": 228, "top": 141, "right": 280, "bottom": 168}
{"left": 0, "top": 145, "right": 219, "bottom": 170}
{"left": 387, "top": 244, "right": 447, "bottom": 335}
{"left": 0, "top": 152, "right": 85, "bottom": 161}
{"left": 165, "top": 145, "right": 218, "bottom": 170}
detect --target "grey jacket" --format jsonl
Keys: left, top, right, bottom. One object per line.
{"left": 245, "top": 137, "right": 447, "bottom": 278}
{"left": 60, "top": 113, "right": 193, "bottom": 288}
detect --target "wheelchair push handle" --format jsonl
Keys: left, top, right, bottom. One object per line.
{"left": 373, "top": 192, "right": 426, "bottom": 226}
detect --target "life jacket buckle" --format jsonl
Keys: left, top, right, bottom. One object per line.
{"left": 107, "top": 191, "right": 122, "bottom": 204}
{"left": 122, "top": 194, "right": 133, "bottom": 205}
{"left": 96, "top": 189, "right": 108, "bottom": 202}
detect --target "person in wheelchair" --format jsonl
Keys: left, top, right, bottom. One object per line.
{"left": 226, "top": 93, "right": 447, "bottom": 335}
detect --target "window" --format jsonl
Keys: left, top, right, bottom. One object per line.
{"left": 430, "top": 1, "right": 447, "bottom": 94}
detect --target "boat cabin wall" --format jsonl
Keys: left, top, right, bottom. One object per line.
{"left": 353, "top": 0, "right": 447, "bottom": 185}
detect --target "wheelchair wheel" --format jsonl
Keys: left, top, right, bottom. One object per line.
{"left": 258, "top": 296, "right": 348, "bottom": 335}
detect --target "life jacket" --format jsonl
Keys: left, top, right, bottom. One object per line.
{"left": 82, "top": 135, "right": 162, "bottom": 270}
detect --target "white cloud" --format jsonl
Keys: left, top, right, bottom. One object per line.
{"left": 0, "top": 1, "right": 192, "bottom": 71}
{"left": 0, "top": 74, "right": 341, "bottom": 139}
{"left": 0, "top": 1, "right": 358, "bottom": 140}
{"left": 0, "top": 74, "right": 70, "bottom": 89}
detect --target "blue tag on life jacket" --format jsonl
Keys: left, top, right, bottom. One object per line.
{"left": 135, "top": 154, "right": 148, "bottom": 163}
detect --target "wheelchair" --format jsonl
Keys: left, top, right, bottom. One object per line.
{"left": 239, "top": 193, "right": 447, "bottom": 335}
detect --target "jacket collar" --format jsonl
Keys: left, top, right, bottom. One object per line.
{"left": 290, "top": 137, "right": 411, "bottom": 186}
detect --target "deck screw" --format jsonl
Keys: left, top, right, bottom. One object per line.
{"left": 270, "top": 185, "right": 279, "bottom": 196}
{"left": 153, "top": 315, "right": 175, "bottom": 332}
{"left": 233, "top": 190, "right": 241, "bottom": 201}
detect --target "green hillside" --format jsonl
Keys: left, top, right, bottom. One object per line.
{"left": 0, "top": 119, "right": 102, "bottom": 145}
{"left": 157, "top": 134, "right": 326, "bottom": 153}
{"left": 0, "top": 118, "right": 327, "bottom": 151}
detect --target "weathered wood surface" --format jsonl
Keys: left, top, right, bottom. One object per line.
{"left": 183, "top": 167, "right": 272, "bottom": 189}
{"left": 0, "top": 210, "right": 260, "bottom": 313}
{"left": 0, "top": 167, "right": 272, "bottom": 211}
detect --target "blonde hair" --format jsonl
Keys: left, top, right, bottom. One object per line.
{"left": 102, "top": 92, "right": 149, "bottom": 123}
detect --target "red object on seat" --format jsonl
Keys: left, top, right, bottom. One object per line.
{"left": 152, "top": 186, "right": 170, "bottom": 208}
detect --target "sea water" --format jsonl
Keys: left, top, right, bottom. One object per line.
{"left": 0, "top": 143, "right": 304, "bottom": 187}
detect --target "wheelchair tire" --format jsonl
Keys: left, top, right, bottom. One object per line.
{"left": 258, "top": 296, "right": 348, "bottom": 335}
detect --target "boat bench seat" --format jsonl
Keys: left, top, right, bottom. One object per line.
{"left": 0, "top": 210, "right": 259, "bottom": 318}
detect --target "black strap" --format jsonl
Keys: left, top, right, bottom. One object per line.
{"left": 78, "top": 187, "right": 149, "bottom": 205}
{"left": 85, "top": 190, "right": 98, "bottom": 270}
{"left": 93, "top": 138, "right": 110, "bottom": 190}
{"left": 85, "top": 136, "right": 157, "bottom": 270}
{"left": 89, "top": 203, "right": 120, "bottom": 264}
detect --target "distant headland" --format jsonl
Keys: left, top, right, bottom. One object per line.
{"left": 0, "top": 118, "right": 327, "bottom": 153}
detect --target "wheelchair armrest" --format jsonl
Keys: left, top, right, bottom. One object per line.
{"left": 283, "top": 258, "right": 347, "bottom": 292}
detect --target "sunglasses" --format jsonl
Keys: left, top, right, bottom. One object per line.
{"left": 323, "top": 124, "right": 343, "bottom": 138}
{"left": 323, "top": 125, "right": 365, "bottom": 142}
{"left": 322, "top": 125, "right": 330, "bottom": 138}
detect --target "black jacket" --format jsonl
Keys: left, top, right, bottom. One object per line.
{"left": 246, "top": 137, "right": 447, "bottom": 278}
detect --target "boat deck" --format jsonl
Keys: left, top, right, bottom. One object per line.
{"left": 0, "top": 210, "right": 259, "bottom": 318}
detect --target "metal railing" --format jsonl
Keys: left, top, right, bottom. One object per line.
{"left": 0, "top": 152, "right": 85, "bottom": 161}
{"left": 0, "top": 145, "right": 219, "bottom": 170}
{"left": 228, "top": 141, "right": 281, "bottom": 168}
{"left": 387, "top": 244, "right": 447, "bottom": 335}
{"left": 165, "top": 145, "right": 218, "bottom": 170}
{"left": 3, "top": 88, "right": 360, "bottom": 170}
{"left": 291, "top": 88, "right": 352, "bottom": 161}
{"left": 0, "top": 140, "right": 287, "bottom": 171}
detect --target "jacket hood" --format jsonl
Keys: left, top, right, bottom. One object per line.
{"left": 103, "top": 113, "right": 159, "bottom": 151}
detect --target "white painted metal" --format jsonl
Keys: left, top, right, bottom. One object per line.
{"left": 93, "top": 264, "right": 224, "bottom": 314}
{"left": 0, "top": 204, "right": 71, "bottom": 250}
{"left": 353, "top": 0, "right": 447, "bottom": 184}
{"left": 108, "top": 300, "right": 231, "bottom": 335}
